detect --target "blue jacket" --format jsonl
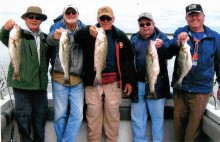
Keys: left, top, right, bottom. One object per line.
{"left": 170, "top": 25, "right": 220, "bottom": 93}
{"left": 130, "top": 27, "right": 172, "bottom": 99}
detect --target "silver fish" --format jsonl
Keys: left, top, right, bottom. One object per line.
{"left": 145, "top": 40, "right": 160, "bottom": 98}
{"left": 94, "top": 27, "right": 108, "bottom": 86}
{"left": 8, "top": 25, "right": 22, "bottom": 81}
{"left": 173, "top": 41, "right": 192, "bottom": 89}
{"left": 59, "top": 29, "right": 71, "bottom": 85}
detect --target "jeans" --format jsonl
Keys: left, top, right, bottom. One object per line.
{"left": 173, "top": 89, "right": 210, "bottom": 142}
{"left": 13, "top": 88, "right": 48, "bottom": 142}
{"left": 52, "top": 81, "right": 84, "bottom": 142}
{"left": 131, "top": 82, "right": 165, "bottom": 142}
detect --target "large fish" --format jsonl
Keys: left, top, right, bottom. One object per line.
{"left": 145, "top": 40, "right": 160, "bottom": 99}
{"left": 59, "top": 29, "right": 71, "bottom": 85}
{"left": 8, "top": 25, "right": 22, "bottom": 81}
{"left": 173, "top": 41, "right": 192, "bottom": 89}
{"left": 94, "top": 27, "right": 108, "bottom": 86}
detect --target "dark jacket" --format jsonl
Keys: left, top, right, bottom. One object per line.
{"left": 169, "top": 25, "right": 220, "bottom": 94}
{"left": 46, "top": 19, "right": 85, "bottom": 76}
{"left": 0, "top": 27, "right": 53, "bottom": 90}
{"left": 74, "top": 24, "right": 138, "bottom": 102}
{"left": 130, "top": 27, "right": 172, "bottom": 99}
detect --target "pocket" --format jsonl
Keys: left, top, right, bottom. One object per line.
{"left": 85, "top": 86, "right": 103, "bottom": 105}
{"left": 105, "top": 87, "right": 122, "bottom": 108}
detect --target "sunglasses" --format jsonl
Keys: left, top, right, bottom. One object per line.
{"left": 65, "top": 10, "right": 77, "bottom": 15}
{"left": 27, "top": 15, "right": 42, "bottom": 20}
{"left": 139, "top": 22, "right": 151, "bottom": 27}
{"left": 99, "top": 16, "right": 112, "bottom": 21}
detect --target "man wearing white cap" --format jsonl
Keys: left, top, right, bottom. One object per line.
{"left": 46, "top": 3, "right": 85, "bottom": 142}
{"left": 0, "top": 6, "right": 52, "bottom": 142}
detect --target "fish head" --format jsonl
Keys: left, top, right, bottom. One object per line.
{"left": 180, "top": 41, "right": 190, "bottom": 51}
{"left": 147, "top": 40, "right": 156, "bottom": 54}
{"left": 96, "top": 27, "right": 106, "bottom": 42}
{"left": 60, "top": 29, "right": 70, "bottom": 43}
{"left": 9, "top": 25, "right": 21, "bottom": 40}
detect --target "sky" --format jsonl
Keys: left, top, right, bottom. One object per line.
{"left": 0, "top": 0, "right": 220, "bottom": 34}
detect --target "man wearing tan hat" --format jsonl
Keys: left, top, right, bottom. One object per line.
{"left": 46, "top": 3, "right": 85, "bottom": 142}
{"left": 74, "top": 6, "right": 137, "bottom": 142}
{"left": 0, "top": 6, "right": 52, "bottom": 142}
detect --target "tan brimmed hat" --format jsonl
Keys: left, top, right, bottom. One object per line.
{"left": 21, "top": 6, "right": 47, "bottom": 21}
{"left": 97, "top": 6, "right": 114, "bottom": 18}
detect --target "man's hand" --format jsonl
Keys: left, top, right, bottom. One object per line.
{"left": 53, "top": 29, "right": 62, "bottom": 40}
{"left": 89, "top": 25, "right": 98, "bottom": 38}
{"left": 4, "top": 19, "right": 16, "bottom": 31}
{"left": 124, "top": 83, "right": 132, "bottom": 96}
{"left": 177, "top": 32, "right": 189, "bottom": 46}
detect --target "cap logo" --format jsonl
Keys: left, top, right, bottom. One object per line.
{"left": 189, "top": 4, "right": 197, "bottom": 10}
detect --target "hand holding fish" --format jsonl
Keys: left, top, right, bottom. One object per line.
{"left": 124, "top": 83, "right": 132, "bottom": 96}
{"left": 155, "top": 38, "right": 163, "bottom": 49}
{"left": 178, "top": 32, "right": 189, "bottom": 46}
{"left": 89, "top": 25, "right": 98, "bottom": 38}
{"left": 4, "top": 19, "right": 16, "bottom": 31}
{"left": 53, "top": 29, "right": 62, "bottom": 40}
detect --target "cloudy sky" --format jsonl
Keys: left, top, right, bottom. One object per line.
{"left": 0, "top": 0, "right": 220, "bottom": 34}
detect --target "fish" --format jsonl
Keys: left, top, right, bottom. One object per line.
{"left": 8, "top": 25, "right": 22, "bottom": 81}
{"left": 59, "top": 29, "right": 71, "bottom": 85}
{"left": 173, "top": 41, "right": 192, "bottom": 89}
{"left": 93, "top": 27, "right": 108, "bottom": 86}
{"left": 145, "top": 40, "right": 160, "bottom": 99}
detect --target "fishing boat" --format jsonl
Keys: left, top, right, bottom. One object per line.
{"left": 1, "top": 34, "right": 220, "bottom": 142}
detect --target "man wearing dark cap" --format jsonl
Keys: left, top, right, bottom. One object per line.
{"left": 0, "top": 6, "right": 53, "bottom": 142}
{"left": 46, "top": 3, "right": 85, "bottom": 142}
{"left": 169, "top": 3, "right": 220, "bottom": 142}
{"left": 74, "top": 6, "right": 137, "bottom": 142}
{"left": 130, "top": 12, "right": 172, "bottom": 142}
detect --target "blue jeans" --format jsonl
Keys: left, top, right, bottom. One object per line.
{"left": 131, "top": 82, "right": 165, "bottom": 142}
{"left": 52, "top": 81, "right": 84, "bottom": 142}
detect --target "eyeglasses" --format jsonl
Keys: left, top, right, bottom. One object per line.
{"left": 27, "top": 15, "right": 42, "bottom": 20}
{"left": 65, "top": 10, "right": 77, "bottom": 15}
{"left": 99, "top": 16, "right": 112, "bottom": 21}
{"left": 139, "top": 22, "right": 151, "bottom": 27}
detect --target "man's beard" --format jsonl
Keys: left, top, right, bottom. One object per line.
{"left": 65, "top": 18, "right": 78, "bottom": 24}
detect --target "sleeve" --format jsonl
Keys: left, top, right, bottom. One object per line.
{"left": 214, "top": 33, "right": 220, "bottom": 84}
{"left": 0, "top": 26, "right": 10, "bottom": 47}
{"left": 46, "top": 24, "right": 60, "bottom": 46}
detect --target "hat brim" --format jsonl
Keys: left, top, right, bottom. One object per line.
{"left": 98, "top": 13, "right": 113, "bottom": 18}
{"left": 187, "top": 10, "right": 202, "bottom": 15}
{"left": 21, "top": 12, "right": 47, "bottom": 21}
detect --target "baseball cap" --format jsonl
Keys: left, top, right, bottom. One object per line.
{"left": 97, "top": 6, "right": 114, "bottom": 18}
{"left": 186, "top": 4, "right": 203, "bottom": 15}
{"left": 63, "top": 4, "right": 78, "bottom": 13}
{"left": 138, "top": 12, "right": 154, "bottom": 21}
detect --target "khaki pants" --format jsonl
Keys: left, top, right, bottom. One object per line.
{"left": 173, "top": 89, "right": 210, "bottom": 142}
{"left": 85, "top": 81, "right": 122, "bottom": 142}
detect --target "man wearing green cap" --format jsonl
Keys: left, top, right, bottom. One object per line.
{"left": 0, "top": 6, "right": 53, "bottom": 142}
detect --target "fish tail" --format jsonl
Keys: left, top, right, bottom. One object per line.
{"left": 173, "top": 83, "right": 182, "bottom": 90}
{"left": 63, "top": 74, "right": 70, "bottom": 85}
{"left": 146, "top": 91, "right": 157, "bottom": 99}
{"left": 93, "top": 75, "right": 102, "bottom": 86}
{"left": 13, "top": 73, "right": 20, "bottom": 81}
